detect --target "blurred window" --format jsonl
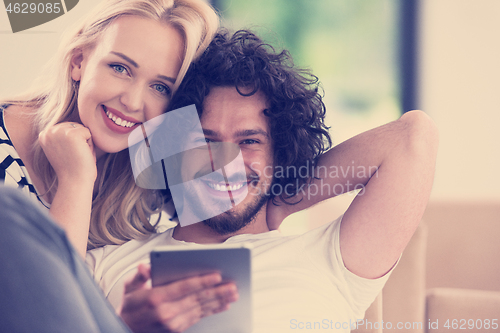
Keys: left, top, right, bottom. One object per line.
{"left": 211, "top": 0, "right": 402, "bottom": 144}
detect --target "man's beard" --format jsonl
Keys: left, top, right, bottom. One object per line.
{"left": 181, "top": 175, "right": 270, "bottom": 235}
{"left": 202, "top": 190, "right": 269, "bottom": 235}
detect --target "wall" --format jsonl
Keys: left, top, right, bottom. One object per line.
{"left": 420, "top": 0, "right": 500, "bottom": 202}
{"left": 0, "top": 0, "right": 102, "bottom": 99}
{"left": 419, "top": 0, "right": 500, "bottom": 292}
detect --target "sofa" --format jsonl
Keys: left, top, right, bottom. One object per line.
{"left": 351, "top": 202, "right": 500, "bottom": 333}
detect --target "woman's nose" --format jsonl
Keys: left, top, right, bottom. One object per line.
{"left": 120, "top": 83, "right": 145, "bottom": 113}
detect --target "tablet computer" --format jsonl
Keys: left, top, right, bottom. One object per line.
{"left": 150, "top": 244, "right": 252, "bottom": 333}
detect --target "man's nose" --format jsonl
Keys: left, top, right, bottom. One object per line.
{"left": 209, "top": 142, "right": 246, "bottom": 179}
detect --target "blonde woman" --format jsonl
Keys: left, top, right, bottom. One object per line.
{"left": 0, "top": 1, "right": 239, "bottom": 331}
{"left": 0, "top": 0, "right": 217, "bottom": 257}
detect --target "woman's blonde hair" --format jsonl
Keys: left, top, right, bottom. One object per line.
{"left": 6, "top": 0, "right": 218, "bottom": 249}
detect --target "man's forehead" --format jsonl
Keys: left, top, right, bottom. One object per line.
{"left": 202, "top": 86, "right": 269, "bottom": 113}
{"left": 200, "top": 86, "right": 270, "bottom": 133}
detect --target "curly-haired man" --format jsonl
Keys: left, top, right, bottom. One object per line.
{"left": 87, "top": 30, "right": 439, "bottom": 332}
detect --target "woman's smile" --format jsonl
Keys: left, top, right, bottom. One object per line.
{"left": 101, "top": 105, "right": 141, "bottom": 135}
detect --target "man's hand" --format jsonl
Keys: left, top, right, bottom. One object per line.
{"left": 120, "top": 264, "right": 239, "bottom": 333}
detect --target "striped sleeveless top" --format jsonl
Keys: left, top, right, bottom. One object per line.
{"left": 0, "top": 104, "right": 49, "bottom": 208}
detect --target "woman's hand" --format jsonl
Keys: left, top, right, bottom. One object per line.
{"left": 38, "top": 122, "right": 97, "bottom": 185}
{"left": 120, "top": 264, "right": 239, "bottom": 333}
{"left": 38, "top": 122, "right": 97, "bottom": 257}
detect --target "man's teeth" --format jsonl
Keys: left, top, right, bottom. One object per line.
{"left": 207, "top": 182, "right": 245, "bottom": 192}
{"left": 105, "top": 108, "right": 137, "bottom": 128}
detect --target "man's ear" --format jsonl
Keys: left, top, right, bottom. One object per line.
{"left": 70, "top": 49, "right": 85, "bottom": 81}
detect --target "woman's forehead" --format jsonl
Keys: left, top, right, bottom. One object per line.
{"left": 91, "top": 16, "right": 185, "bottom": 76}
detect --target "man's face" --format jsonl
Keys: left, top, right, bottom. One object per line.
{"left": 181, "top": 86, "right": 274, "bottom": 234}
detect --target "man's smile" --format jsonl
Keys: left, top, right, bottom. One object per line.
{"left": 204, "top": 181, "right": 246, "bottom": 192}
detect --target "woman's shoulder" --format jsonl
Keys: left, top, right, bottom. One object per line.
{"left": 0, "top": 104, "right": 29, "bottom": 157}
{"left": 0, "top": 104, "right": 12, "bottom": 140}
{"left": 2, "top": 103, "right": 37, "bottom": 137}
{"left": 1, "top": 103, "right": 38, "bottom": 166}
{"left": 0, "top": 103, "right": 9, "bottom": 112}
{"left": 0, "top": 104, "right": 25, "bottom": 182}
{"left": 2, "top": 103, "right": 38, "bottom": 117}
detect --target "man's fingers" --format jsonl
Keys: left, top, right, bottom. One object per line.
{"left": 198, "top": 288, "right": 236, "bottom": 318}
{"left": 153, "top": 283, "right": 237, "bottom": 333}
{"left": 158, "top": 273, "right": 223, "bottom": 301}
{"left": 154, "top": 301, "right": 202, "bottom": 333}
{"left": 120, "top": 277, "right": 238, "bottom": 333}
{"left": 201, "top": 301, "right": 230, "bottom": 317}
{"left": 122, "top": 272, "right": 225, "bottom": 311}
{"left": 121, "top": 289, "right": 210, "bottom": 333}
{"left": 196, "top": 282, "right": 239, "bottom": 307}
{"left": 124, "top": 264, "right": 151, "bottom": 294}
{"left": 170, "top": 281, "right": 238, "bottom": 320}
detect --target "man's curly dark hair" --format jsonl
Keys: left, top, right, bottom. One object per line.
{"left": 168, "top": 29, "right": 332, "bottom": 204}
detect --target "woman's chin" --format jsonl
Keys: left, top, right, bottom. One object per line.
{"left": 93, "top": 140, "right": 129, "bottom": 159}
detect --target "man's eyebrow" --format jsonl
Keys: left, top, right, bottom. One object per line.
{"left": 202, "top": 128, "right": 269, "bottom": 138}
{"left": 234, "top": 129, "right": 269, "bottom": 138}
{"left": 111, "top": 52, "right": 138, "bottom": 68}
{"left": 202, "top": 129, "right": 219, "bottom": 137}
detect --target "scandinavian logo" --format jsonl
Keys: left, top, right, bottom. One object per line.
{"left": 128, "top": 105, "right": 249, "bottom": 227}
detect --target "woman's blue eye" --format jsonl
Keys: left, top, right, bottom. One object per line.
{"left": 242, "top": 139, "right": 258, "bottom": 145}
{"left": 111, "top": 64, "right": 127, "bottom": 74}
{"left": 153, "top": 84, "right": 171, "bottom": 96}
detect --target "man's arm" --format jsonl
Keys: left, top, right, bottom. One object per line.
{"left": 270, "top": 110, "right": 439, "bottom": 279}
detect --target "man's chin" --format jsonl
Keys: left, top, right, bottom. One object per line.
{"left": 201, "top": 193, "right": 269, "bottom": 235}
{"left": 202, "top": 217, "right": 248, "bottom": 235}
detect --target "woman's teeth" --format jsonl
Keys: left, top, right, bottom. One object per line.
{"left": 207, "top": 182, "right": 245, "bottom": 192}
{"left": 105, "top": 108, "right": 137, "bottom": 128}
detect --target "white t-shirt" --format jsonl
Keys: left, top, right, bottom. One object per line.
{"left": 86, "top": 215, "right": 394, "bottom": 332}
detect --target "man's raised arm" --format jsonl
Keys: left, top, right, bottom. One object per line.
{"left": 272, "top": 110, "right": 439, "bottom": 279}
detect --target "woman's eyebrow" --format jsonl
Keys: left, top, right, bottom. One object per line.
{"left": 111, "top": 51, "right": 138, "bottom": 68}
{"left": 110, "top": 51, "right": 176, "bottom": 83}
{"left": 157, "top": 75, "right": 176, "bottom": 84}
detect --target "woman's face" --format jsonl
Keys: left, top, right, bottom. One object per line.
{"left": 71, "top": 15, "right": 185, "bottom": 157}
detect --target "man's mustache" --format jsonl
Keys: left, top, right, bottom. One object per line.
{"left": 196, "top": 171, "right": 254, "bottom": 184}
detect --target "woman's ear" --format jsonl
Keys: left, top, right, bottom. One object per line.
{"left": 70, "top": 50, "right": 85, "bottom": 81}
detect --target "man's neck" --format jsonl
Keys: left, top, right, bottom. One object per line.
{"left": 172, "top": 205, "right": 270, "bottom": 244}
